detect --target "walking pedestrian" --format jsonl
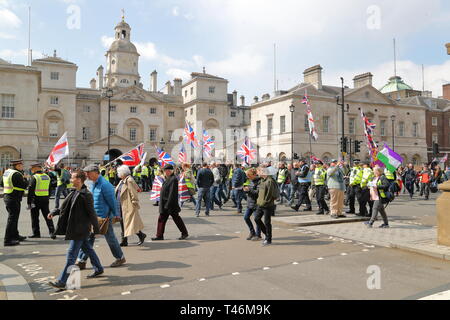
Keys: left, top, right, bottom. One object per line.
{"left": 209, "top": 162, "right": 223, "bottom": 210}
{"left": 54, "top": 163, "right": 70, "bottom": 209}
{"left": 151, "top": 164, "right": 189, "bottom": 241}
{"left": 243, "top": 168, "right": 262, "bottom": 241}
{"left": 115, "top": 165, "right": 146, "bottom": 247}
{"left": 345, "top": 159, "right": 362, "bottom": 214}
{"left": 364, "top": 166, "right": 390, "bottom": 228}
{"left": 195, "top": 163, "right": 214, "bottom": 217}
{"left": 75, "top": 165, "right": 126, "bottom": 270}
{"left": 291, "top": 159, "right": 312, "bottom": 212}
{"left": 47, "top": 170, "right": 104, "bottom": 289}
{"left": 288, "top": 162, "right": 300, "bottom": 207}
{"left": 182, "top": 163, "right": 197, "bottom": 205}
{"left": 418, "top": 165, "right": 431, "bottom": 200}
{"left": 276, "top": 162, "right": 289, "bottom": 204}
{"left": 403, "top": 163, "right": 417, "bottom": 199}
{"left": 313, "top": 160, "right": 329, "bottom": 215}
{"left": 27, "top": 163, "right": 56, "bottom": 239}
{"left": 327, "top": 160, "right": 346, "bottom": 218}
{"left": 1, "top": 159, "right": 28, "bottom": 246}
{"left": 231, "top": 164, "right": 247, "bottom": 214}
{"left": 358, "top": 161, "right": 374, "bottom": 217}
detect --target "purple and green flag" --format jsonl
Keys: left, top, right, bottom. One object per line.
{"left": 377, "top": 144, "right": 403, "bottom": 173}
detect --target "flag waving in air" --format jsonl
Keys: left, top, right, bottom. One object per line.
{"left": 46, "top": 132, "right": 69, "bottom": 167}
{"left": 184, "top": 121, "right": 198, "bottom": 148}
{"left": 302, "top": 92, "right": 319, "bottom": 140}
{"left": 156, "top": 146, "right": 175, "bottom": 167}
{"left": 178, "top": 144, "right": 188, "bottom": 164}
{"left": 118, "top": 143, "right": 145, "bottom": 167}
{"left": 237, "top": 137, "right": 256, "bottom": 165}
{"left": 377, "top": 144, "right": 404, "bottom": 173}
{"left": 202, "top": 129, "right": 215, "bottom": 158}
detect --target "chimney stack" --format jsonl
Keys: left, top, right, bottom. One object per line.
{"left": 151, "top": 70, "right": 157, "bottom": 92}
{"left": 443, "top": 84, "right": 450, "bottom": 100}
{"left": 173, "top": 78, "right": 182, "bottom": 96}
{"left": 90, "top": 78, "right": 97, "bottom": 89}
{"left": 96, "top": 65, "right": 104, "bottom": 90}
{"left": 232, "top": 90, "right": 238, "bottom": 106}
{"left": 303, "top": 65, "right": 323, "bottom": 90}
{"left": 240, "top": 95, "right": 245, "bottom": 106}
{"left": 165, "top": 81, "right": 172, "bottom": 95}
{"left": 353, "top": 72, "right": 373, "bottom": 89}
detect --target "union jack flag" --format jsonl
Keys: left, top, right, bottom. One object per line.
{"left": 202, "top": 130, "right": 215, "bottom": 158}
{"left": 150, "top": 176, "right": 164, "bottom": 202}
{"left": 156, "top": 146, "right": 175, "bottom": 167}
{"left": 302, "top": 92, "right": 319, "bottom": 140}
{"left": 237, "top": 137, "right": 256, "bottom": 165}
{"left": 178, "top": 174, "right": 191, "bottom": 204}
{"left": 184, "top": 121, "right": 198, "bottom": 148}
{"left": 178, "top": 144, "right": 188, "bottom": 164}
{"left": 440, "top": 154, "right": 448, "bottom": 164}
{"left": 118, "top": 143, "right": 145, "bottom": 167}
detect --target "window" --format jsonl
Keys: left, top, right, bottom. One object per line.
{"left": 280, "top": 116, "right": 286, "bottom": 134}
{"left": 349, "top": 118, "right": 355, "bottom": 134}
{"left": 0, "top": 152, "right": 12, "bottom": 168}
{"left": 256, "top": 121, "right": 261, "bottom": 137}
{"left": 109, "top": 128, "right": 117, "bottom": 136}
{"left": 1, "top": 94, "right": 14, "bottom": 119}
{"left": 412, "top": 123, "right": 418, "bottom": 137}
{"left": 184, "top": 90, "right": 187, "bottom": 98}
{"left": 322, "top": 116, "right": 329, "bottom": 133}
{"left": 209, "top": 107, "right": 215, "bottom": 115}
{"left": 109, "top": 105, "right": 116, "bottom": 112}
{"left": 50, "top": 96, "right": 59, "bottom": 105}
{"left": 120, "top": 79, "right": 129, "bottom": 84}
{"left": 304, "top": 115, "right": 309, "bottom": 132}
{"left": 267, "top": 118, "right": 273, "bottom": 141}
{"left": 380, "top": 120, "right": 386, "bottom": 136}
{"left": 130, "top": 106, "right": 137, "bottom": 113}
{"left": 209, "top": 86, "right": 215, "bottom": 94}
{"left": 168, "top": 130, "right": 173, "bottom": 141}
{"left": 82, "top": 127, "right": 89, "bottom": 141}
{"left": 190, "top": 108, "right": 193, "bottom": 115}
{"left": 149, "top": 128, "right": 157, "bottom": 141}
{"left": 83, "top": 105, "right": 91, "bottom": 113}
{"left": 432, "top": 117, "right": 438, "bottom": 126}
{"left": 432, "top": 134, "right": 438, "bottom": 144}
{"left": 168, "top": 111, "right": 175, "bottom": 117}
{"left": 49, "top": 122, "right": 58, "bottom": 137}
{"left": 129, "top": 128, "right": 137, "bottom": 141}
{"left": 399, "top": 122, "right": 405, "bottom": 137}
{"left": 231, "top": 111, "right": 236, "bottom": 118}
{"left": 51, "top": 72, "right": 59, "bottom": 80}
{"left": 150, "top": 107, "right": 156, "bottom": 114}
{"left": 190, "top": 87, "right": 194, "bottom": 95}
{"left": 185, "top": 110, "right": 187, "bottom": 117}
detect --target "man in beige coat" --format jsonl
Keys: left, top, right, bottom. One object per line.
{"left": 115, "top": 165, "right": 146, "bottom": 246}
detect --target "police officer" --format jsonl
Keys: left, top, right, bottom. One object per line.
{"left": 141, "top": 164, "right": 150, "bottom": 192}
{"left": 276, "top": 162, "right": 289, "bottom": 204}
{"left": 291, "top": 158, "right": 312, "bottom": 212}
{"left": 54, "top": 163, "right": 69, "bottom": 209}
{"left": 313, "top": 160, "right": 329, "bottom": 215}
{"left": 345, "top": 159, "right": 363, "bottom": 214}
{"left": 1, "top": 159, "right": 28, "bottom": 246}
{"left": 359, "top": 161, "right": 374, "bottom": 217}
{"left": 28, "top": 163, "right": 56, "bottom": 239}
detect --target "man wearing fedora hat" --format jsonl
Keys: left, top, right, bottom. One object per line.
{"left": 1, "top": 159, "right": 29, "bottom": 246}
{"left": 27, "top": 163, "right": 56, "bottom": 239}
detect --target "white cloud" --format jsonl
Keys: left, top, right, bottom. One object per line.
{"left": 172, "top": 6, "right": 179, "bottom": 17}
{"left": 208, "top": 47, "right": 265, "bottom": 77}
{"left": 0, "top": 48, "right": 43, "bottom": 64}
{"left": 135, "top": 42, "right": 158, "bottom": 60}
{"left": 0, "top": 8, "right": 22, "bottom": 29}
{"left": 0, "top": 31, "right": 15, "bottom": 39}
{"left": 101, "top": 35, "right": 114, "bottom": 48}
{"left": 166, "top": 68, "right": 191, "bottom": 81}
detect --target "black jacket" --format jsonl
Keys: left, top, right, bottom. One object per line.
{"left": 196, "top": 168, "right": 214, "bottom": 188}
{"left": 245, "top": 177, "right": 261, "bottom": 209}
{"left": 159, "top": 174, "right": 181, "bottom": 215}
{"left": 51, "top": 185, "right": 100, "bottom": 240}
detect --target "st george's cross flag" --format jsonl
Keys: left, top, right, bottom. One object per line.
{"left": 46, "top": 132, "right": 69, "bottom": 167}
{"left": 118, "top": 143, "right": 145, "bottom": 167}
{"left": 184, "top": 121, "right": 198, "bottom": 148}
{"left": 302, "top": 92, "right": 319, "bottom": 140}
{"left": 178, "top": 144, "right": 188, "bottom": 164}
{"left": 237, "top": 137, "right": 257, "bottom": 165}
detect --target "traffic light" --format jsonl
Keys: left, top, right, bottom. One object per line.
{"left": 340, "top": 137, "right": 348, "bottom": 153}
{"left": 293, "top": 153, "right": 299, "bottom": 160}
{"left": 354, "top": 140, "right": 361, "bottom": 153}
{"left": 433, "top": 143, "right": 439, "bottom": 155}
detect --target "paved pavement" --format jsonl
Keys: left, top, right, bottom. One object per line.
{"left": 0, "top": 190, "right": 450, "bottom": 300}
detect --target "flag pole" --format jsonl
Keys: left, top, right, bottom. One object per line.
{"left": 104, "top": 142, "right": 143, "bottom": 168}
{"left": 309, "top": 131, "right": 312, "bottom": 165}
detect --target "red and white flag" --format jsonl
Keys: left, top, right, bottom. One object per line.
{"left": 302, "top": 91, "right": 319, "bottom": 141}
{"left": 46, "top": 132, "right": 69, "bottom": 167}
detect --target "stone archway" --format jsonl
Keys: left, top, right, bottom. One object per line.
{"left": 412, "top": 154, "right": 421, "bottom": 166}
{"left": 43, "top": 110, "right": 64, "bottom": 137}
{"left": 0, "top": 146, "right": 20, "bottom": 169}
{"left": 279, "top": 152, "right": 287, "bottom": 161}
{"left": 205, "top": 118, "right": 220, "bottom": 130}
{"left": 105, "top": 149, "right": 123, "bottom": 161}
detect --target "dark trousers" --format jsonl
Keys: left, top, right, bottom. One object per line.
{"left": 244, "top": 207, "right": 261, "bottom": 237}
{"left": 255, "top": 206, "right": 275, "bottom": 242}
{"left": 295, "top": 183, "right": 311, "bottom": 209}
{"left": 120, "top": 220, "right": 143, "bottom": 240}
{"left": 31, "top": 198, "right": 54, "bottom": 236}
{"left": 369, "top": 200, "right": 388, "bottom": 225}
{"left": 156, "top": 212, "right": 188, "bottom": 238}
{"left": 316, "top": 185, "right": 329, "bottom": 213}
{"left": 141, "top": 176, "right": 149, "bottom": 192}
{"left": 358, "top": 188, "right": 373, "bottom": 216}
{"left": 346, "top": 185, "right": 360, "bottom": 213}
{"left": 4, "top": 199, "right": 21, "bottom": 243}
{"left": 420, "top": 183, "right": 430, "bottom": 199}
{"left": 405, "top": 181, "right": 415, "bottom": 197}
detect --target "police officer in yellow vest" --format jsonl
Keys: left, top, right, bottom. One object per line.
{"left": 141, "top": 164, "right": 150, "bottom": 192}
{"left": 27, "top": 163, "right": 56, "bottom": 239}
{"left": 1, "top": 159, "right": 29, "bottom": 246}
{"left": 345, "top": 159, "right": 363, "bottom": 214}
{"left": 358, "top": 161, "right": 374, "bottom": 217}
{"left": 54, "top": 163, "right": 70, "bottom": 209}
{"left": 313, "top": 160, "right": 330, "bottom": 215}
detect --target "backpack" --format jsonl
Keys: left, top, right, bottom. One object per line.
{"left": 388, "top": 181, "right": 400, "bottom": 193}
{"left": 270, "top": 178, "right": 280, "bottom": 200}
{"left": 61, "top": 169, "right": 71, "bottom": 185}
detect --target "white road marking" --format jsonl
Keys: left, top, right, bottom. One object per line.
{"left": 317, "top": 257, "right": 324, "bottom": 260}
{"left": 234, "top": 231, "right": 240, "bottom": 234}
{"left": 292, "top": 262, "right": 299, "bottom": 265}
{"left": 215, "top": 234, "right": 221, "bottom": 236}
{"left": 0, "top": 252, "right": 3, "bottom": 255}
{"left": 419, "top": 290, "right": 450, "bottom": 300}
{"left": 263, "top": 267, "right": 270, "bottom": 270}
{"left": 362, "top": 249, "right": 370, "bottom": 252}
{"left": 232, "top": 272, "right": 240, "bottom": 276}
{"left": 32, "top": 251, "right": 40, "bottom": 254}
{"left": 198, "top": 278, "right": 206, "bottom": 282}
{"left": 160, "top": 284, "right": 170, "bottom": 288}
{"left": 121, "top": 291, "right": 131, "bottom": 295}
{"left": 0, "top": 263, "right": 35, "bottom": 300}
{"left": 95, "top": 245, "right": 99, "bottom": 248}
{"left": 340, "top": 253, "right": 348, "bottom": 256}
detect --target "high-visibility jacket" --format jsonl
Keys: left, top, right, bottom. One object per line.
{"left": 34, "top": 173, "right": 50, "bottom": 197}
{"left": 349, "top": 166, "right": 363, "bottom": 186}
{"left": 184, "top": 170, "right": 195, "bottom": 189}
{"left": 3, "top": 169, "right": 26, "bottom": 194}
{"left": 109, "top": 169, "right": 116, "bottom": 179}
{"left": 141, "top": 166, "right": 149, "bottom": 177}
{"left": 313, "top": 167, "right": 327, "bottom": 186}
{"left": 361, "top": 168, "right": 374, "bottom": 188}
{"left": 228, "top": 168, "right": 233, "bottom": 180}
{"left": 277, "top": 168, "right": 288, "bottom": 184}
{"left": 377, "top": 178, "right": 387, "bottom": 199}
{"left": 384, "top": 168, "right": 395, "bottom": 181}
{"left": 57, "top": 169, "right": 69, "bottom": 187}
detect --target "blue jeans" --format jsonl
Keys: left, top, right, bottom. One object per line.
{"left": 55, "top": 185, "right": 69, "bottom": 209}
{"left": 209, "top": 186, "right": 222, "bottom": 210}
{"left": 244, "top": 207, "right": 261, "bottom": 236}
{"left": 59, "top": 238, "right": 103, "bottom": 284}
{"left": 78, "top": 222, "right": 124, "bottom": 262}
{"left": 278, "top": 183, "right": 290, "bottom": 203}
{"left": 218, "top": 183, "right": 228, "bottom": 202}
{"left": 231, "top": 189, "right": 244, "bottom": 212}
{"left": 196, "top": 187, "right": 211, "bottom": 215}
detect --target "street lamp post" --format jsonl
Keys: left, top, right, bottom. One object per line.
{"left": 391, "top": 115, "right": 396, "bottom": 151}
{"left": 105, "top": 88, "right": 114, "bottom": 163}
{"left": 160, "top": 138, "right": 165, "bottom": 150}
{"left": 289, "top": 102, "right": 295, "bottom": 165}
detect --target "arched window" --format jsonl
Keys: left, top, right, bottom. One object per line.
{"left": 0, "top": 152, "right": 12, "bottom": 168}
{"left": 120, "top": 79, "right": 129, "bottom": 84}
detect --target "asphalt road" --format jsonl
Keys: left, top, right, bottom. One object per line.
{"left": 0, "top": 189, "right": 449, "bottom": 300}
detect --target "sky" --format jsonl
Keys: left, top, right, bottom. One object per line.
{"left": 1, "top": 0, "right": 449, "bottom": 99}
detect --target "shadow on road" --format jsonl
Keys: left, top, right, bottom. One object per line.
{"left": 80, "top": 274, "right": 183, "bottom": 289}
{"left": 271, "top": 236, "right": 333, "bottom": 246}
{"left": 126, "top": 261, "right": 191, "bottom": 271}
